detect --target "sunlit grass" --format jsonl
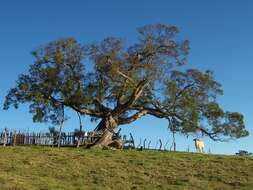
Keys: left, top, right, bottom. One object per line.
{"left": 0, "top": 146, "right": 252, "bottom": 190}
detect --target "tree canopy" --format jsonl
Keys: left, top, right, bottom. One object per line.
{"left": 4, "top": 24, "right": 249, "bottom": 147}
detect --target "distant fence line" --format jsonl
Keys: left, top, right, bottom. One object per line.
{"left": 0, "top": 130, "right": 176, "bottom": 151}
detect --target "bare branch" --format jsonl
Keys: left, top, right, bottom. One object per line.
{"left": 116, "top": 69, "right": 135, "bottom": 83}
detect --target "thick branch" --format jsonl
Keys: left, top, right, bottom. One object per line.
{"left": 194, "top": 125, "right": 228, "bottom": 142}
{"left": 116, "top": 69, "right": 134, "bottom": 83}
{"left": 118, "top": 110, "right": 148, "bottom": 125}
{"left": 131, "top": 106, "right": 179, "bottom": 119}
{"left": 68, "top": 104, "right": 103, "bottom": 117}
{"left": 47, "top": 95, "right": 103, "bottom": 117}
{"left": 112, "top": 80, "right": 148, "bottom": 116}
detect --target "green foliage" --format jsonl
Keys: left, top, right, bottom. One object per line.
{"left": 162, "top": 69, "right": 248, "bottom": 140}
{"left": 4, "top": 24, "right": 249, "bottom": 141}
{"left": 4, "top": 38, "right": 86, "bottom": 125}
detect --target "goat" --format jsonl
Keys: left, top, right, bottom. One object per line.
{"left": 193, "top": 138, "right": 204, "bottom": 153}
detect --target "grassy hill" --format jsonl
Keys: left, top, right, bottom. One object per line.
{"left": 0, "top": 146, "right": 252, "bottom": 190}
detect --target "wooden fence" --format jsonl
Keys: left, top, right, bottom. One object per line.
{"left": 0, "top": 131, "right": 171, "bottom": 151}
{"left": 0, "top": 131, "right": 102, "bottom": 147}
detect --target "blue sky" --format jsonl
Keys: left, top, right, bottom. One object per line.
{"left": 0, "top": 0, "right": 252, "bottom": 154}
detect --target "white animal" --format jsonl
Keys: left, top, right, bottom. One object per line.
{"left": 193, "top": 138, "right": 204, "bottom": 153}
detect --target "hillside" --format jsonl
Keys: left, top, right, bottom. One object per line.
{"left": 0, "top": 146, "right": 252, "bottom": 190}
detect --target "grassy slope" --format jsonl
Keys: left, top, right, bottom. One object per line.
{"left": 0, "top": 146, "right": 252, "bottom": 190}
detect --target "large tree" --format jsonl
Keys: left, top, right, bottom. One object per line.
{"left": 4, "top": 24, "right": 249, "bottom": 148}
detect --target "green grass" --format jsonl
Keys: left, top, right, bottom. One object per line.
{"left": 0, "top": 146, "right": 253, "bottom": 190}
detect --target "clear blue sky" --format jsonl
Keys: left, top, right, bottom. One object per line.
{"left": 0, "top": 0, "right": 252, "bottom": 154}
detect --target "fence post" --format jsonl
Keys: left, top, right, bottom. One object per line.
{"left": 3, "top": 128, "right": 8, "bottom": 147}
{"left": 129, "top": 133, "right": 135, "bottom": 148}
{"left": 164, "top": 140, "right": 169, "bottom": 151}
{"left": 143, "top": 138, "right": 147, "bottom": 149}
{"left": 159, "top": 139, "right": 162, "bottom": 151}
{"left": 13, "top": 131, "right": 17, "bottom": 146}
{"left": 137, "top": 138, "right": 142, "bottom": 148}
{"left": 148, "top": 140, "right": 151, "bottom": 149}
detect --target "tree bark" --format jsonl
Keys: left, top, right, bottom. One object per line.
{"left": 91, "top": 115, "right": 118, "bottom": 148}
{"left": 88, "top": 81, "right": 148, "bottom": 149}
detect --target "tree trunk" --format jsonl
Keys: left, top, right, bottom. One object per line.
{"left": 13, "top": 131, "right": 17, "bottom": 146}
{"left": 91, "top": 115, "right": 118, "bottom": 148}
